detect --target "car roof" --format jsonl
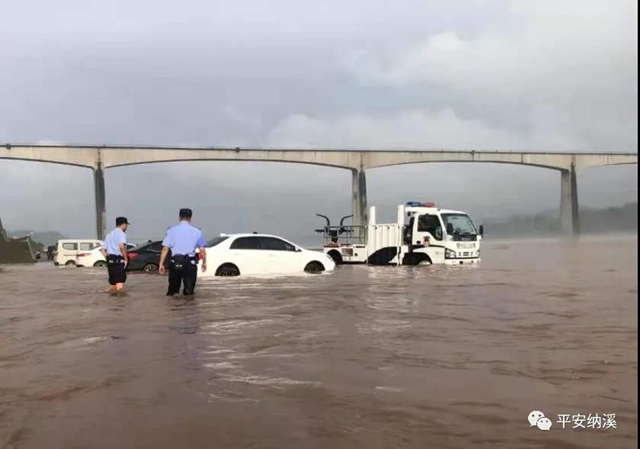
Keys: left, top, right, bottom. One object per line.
{"left": 221, "top": 233, "right": 287, "bottom": 239}
{"left": 131, "top": 240, "right": 161, "bottom": 248}
{"left": 58, "top": 239, "right": 101, "bottom": 242}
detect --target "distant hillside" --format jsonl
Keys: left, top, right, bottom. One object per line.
{"left": 484, "top": 202, "right": 637, "bottom": 237}
{"left": 7, "top": 230, "right": 67, "bottom": 247}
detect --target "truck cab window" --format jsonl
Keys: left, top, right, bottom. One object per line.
{"left": 404, "top": 217, "right": 415, "bottom": 244}
{"left": 417, "top": 215, "right": 443, "bottom": 240}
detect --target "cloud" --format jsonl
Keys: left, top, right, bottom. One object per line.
{"left": 341, "top": 0, "right": 638, "bottom": 151}
{"left": 267, "top": 108, "right": 578, "bottom": 150}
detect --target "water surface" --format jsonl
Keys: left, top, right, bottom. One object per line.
{"left": 0, "top": 235, "right": 637, "bottom": 448}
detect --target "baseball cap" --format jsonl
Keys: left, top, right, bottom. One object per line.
{"left": 116, "top": 217, "right": 130, "bottom": 226}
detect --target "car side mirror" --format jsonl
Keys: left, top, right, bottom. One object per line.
{"left": 446, "top": 223, "right": 454, "bottom": 235}
{"left": 479, "top": 225, "right": 484, "bottom": 236}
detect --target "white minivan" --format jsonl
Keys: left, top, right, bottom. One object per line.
{"left": 54, "top": 239, "right": 103, "bottom": 266}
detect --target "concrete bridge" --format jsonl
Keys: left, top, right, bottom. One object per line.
{"left": 1, "top": 144, "right": 637, "bottom": 239}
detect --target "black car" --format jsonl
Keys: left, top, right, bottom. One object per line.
{"left": 126, "top": 240, "right": 168, "bottom": 272}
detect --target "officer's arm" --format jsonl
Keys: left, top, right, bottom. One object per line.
{"left": 119, "top": 243, "right": 128, "bottom": 261}
{"left": 197, "top": 233, "right": 207, "bottom": 266}
{"left": 159, "top": 246, "right": 170, "bottom": 268}
{"left": 118, "top": 233, "right": 128, "bottom": 261}
{"left": 159, "top": 230, "right": 173, "bottom": 268}
{"left": 100, "top": 241, "right": 107, "bottom": 258}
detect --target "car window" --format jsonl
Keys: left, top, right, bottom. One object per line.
{"left": 230, "top": 236, "right": 261, "bottom": 250}
{"left": 62, "top": 243, "right": 77, "bottom": 251}
{"left": 207, "top": 236, "right": 229, "bottom": 247}
{"left": 134, "top": 241, "right": 161, "bottom": 253}
{"left": 259, "top": 237, "right": 296, "bottom": 251}
{"left": 80, "top": 242, "right": 96, "bottom": 251}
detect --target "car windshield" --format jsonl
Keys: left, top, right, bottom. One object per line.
{"left": 441, "top": 213, "right": 477, "bottom": 235}
{"left": 207, "top": 236, "right": 229, "bottom": 247}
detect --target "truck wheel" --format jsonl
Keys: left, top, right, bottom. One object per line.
{"left": 403, "top": 254, "right": 432, "bottom": 266}
{"left": 304, "top": 261, "right": 325, "bottom": 273}
{"left": 327, "top": 250, "right": 343, "bottom": 264}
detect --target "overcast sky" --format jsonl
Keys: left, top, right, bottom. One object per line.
{"left": 0, "top": 0, "right": 637, "bottom": 245}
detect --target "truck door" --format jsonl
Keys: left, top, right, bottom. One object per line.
{"left": 403, "top": 217, "right": 415, "bottom": 245}
{"left": 414, "top": 214, "right": 444, "bottom": 244}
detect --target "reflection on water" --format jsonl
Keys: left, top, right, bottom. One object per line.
{"left": 0, "top": 235, "right": 637, "bottom": 449}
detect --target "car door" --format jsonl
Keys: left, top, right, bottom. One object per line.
{"left": 227, "top": 236, "right": 265, "bottom": 275}
{"left": 60, "top": 242, "right": 78, "bottom": 265}
{"left": 257, "top": 236, "right": 301, "bottom": 274}
{"left": 144, "top": 241, "right": 163, "bottom": 267}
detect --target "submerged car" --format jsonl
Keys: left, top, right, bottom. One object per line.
{"left": 126, "top": 240, "right": 167, "bottom": 272}
{"left": 199, "top": 233, "right": 335, "bottom": 277}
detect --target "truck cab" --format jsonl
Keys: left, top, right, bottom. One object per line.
{"left": 401, "top": 202, "right": 483, "bottom": 265}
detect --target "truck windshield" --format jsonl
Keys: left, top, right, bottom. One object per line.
{"left": 441, "top": 214, "right": 477, "bottom": 235}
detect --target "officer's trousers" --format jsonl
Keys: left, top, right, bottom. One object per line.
{"left": 167, "top": 256, "right": 198, "bottom": 296}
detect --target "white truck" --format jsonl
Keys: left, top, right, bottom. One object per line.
{"left": 316, "top": 201, "right": 483, "bottom": 266}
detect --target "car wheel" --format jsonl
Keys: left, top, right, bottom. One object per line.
{"left": 65, "top": 260, "right": 76, "bottom": 266}
{"left": 93, "top": 261, "right": 107, "bottom": 268}
{"left": 143, "top": 263, "right": 159, "bottom": 273}
{"left": 304, "top": 261, "right": 325, "bottom": 274}
{"left": 215, "top": 264, "right": 240, "bottom": 277}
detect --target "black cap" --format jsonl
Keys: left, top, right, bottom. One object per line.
{"left": 179, "top": 208, "right": 193, "bottom": 218}
{"left": 116, "top": 217, "right": 130, "bottom": 226}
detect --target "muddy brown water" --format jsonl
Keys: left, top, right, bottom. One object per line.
{"left": 0, "top": 235, "right": 637, "bottom": 449}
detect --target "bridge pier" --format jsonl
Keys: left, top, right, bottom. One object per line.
{"left": 352, "top": 168, "right": 368, "bottom": 227}
{"left": 560, "top": 166, "right": 580, "bottom": 236}
{"left": 93, "top": 164, "right": 107, "bottom": 240}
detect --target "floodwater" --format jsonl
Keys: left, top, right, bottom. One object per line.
{"left": 0, "top": 235, "right": 637, "bottom": 449}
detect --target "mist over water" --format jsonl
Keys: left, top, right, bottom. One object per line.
{"left": 0, "top": 235, "right": 637, "bottom": 449}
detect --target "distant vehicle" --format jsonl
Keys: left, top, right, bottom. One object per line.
{"left": 76, "top": 246, "right": 107, "bottom": 268}
{"left": 316, "top": 202, "right": 483, "bottom": 266}
{"left": 55, "top": 239, "right": 102, "bottom": 266}
{"left": 76, "top": 243, "right": 140, "bottom": 268}
{"left": 199, "top": 233, "right": 336, "bottom": 277}
{"left": 126, "top": 240, "right": 165, "bottom": 272}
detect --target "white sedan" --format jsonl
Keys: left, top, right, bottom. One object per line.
{"left": 199, "top": 233, "right": 335, "bottom": 277}
{"left": 76, "top": 244, "right": 136, "bottom": 268}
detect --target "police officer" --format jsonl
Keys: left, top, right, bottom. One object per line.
{"left": 100, "top": 217, "right": 130, "bottom": 293}
{"left": 158, "top": 208, "right": 207, "bottom": 296}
